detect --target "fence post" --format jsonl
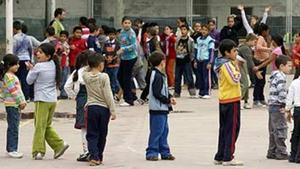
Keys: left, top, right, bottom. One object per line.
{"left": 5, "top": 0, "right": 13, "bottom": 54}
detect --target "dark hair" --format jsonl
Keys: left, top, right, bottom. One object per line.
{"left": 21, "top": 24, "right": 28, "bottom": 34}
{"left": 275, "top": 55, "right": 291, "bottom": 69}
{"left": 272, "top": 34, "right": 286, "bottom": 55}
{"left": 88, "top": 18, "right": 96, "bottom": 26}
{"left": 73, "top": 26, "right": 82, "bottom": 33}
{"left": 79, "top": 16, "right": 88, "bottom": 27}
{"left": 165, "top": 25, "right": 173, "bottom": 30}
{"left": 149, "top": 51, "right": 165, "bottom": 67}
{"left": 106, "top": 27, "right": 117, "bottom": 35}
{"left": 101, "top": 25, "right": 110, "bottom": 35}
{"left": 251, "top": 15, "right": 259, "bottom": 21}
{"left": 13, "top": 21, "right": 22, "bottom": 30}
{"left": 38, "top": 43, "right": 61, "bottom": 87}
{"left": 88, "top": 53, "right": 105, "bottom": 68}
{"left": 180, "top": 24, "right": 188, "bottom": 30}
{"left": 73, "top": 50, "right": 92, "bottom": 82}
{"left": 257, "top": 23, "right": 269, "bottom": 36}
{"left": 208, "top": 19, "right": 216, "bottom": 25}
{"left": 122, "top": 16, "right": 131, "bottom": 23}
{"left": 148, "top": 26, "right": 158, "bottom": 36}
{"left": 46, "top": 26, "right": 55, "bottom": 36}
{"left": 60, "top": 30, "right": 69, "bottom": 37}
{"left": 219, "top": 39, "right": 237, "bottom": 56}
{"left": 54, "top": 8, "right": 64, "bottom": 17}
{"left": 178, "top": 17, "right": 188, "bottom": 25}
{"left": 89, "top": 24, "right": 99, "bottom": 33}
{"left": 201, "top": 24, "right": 209, "bottom": 30}
{"left": 0, "top": 54, "right": 19, "bottom": 80}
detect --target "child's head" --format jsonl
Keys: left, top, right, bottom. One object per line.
{"left": 106, "top": 27, "right": 117, "bottom": 41}
{"left": 164, "top": 26, "right": 173, "bottom": 36}
{"left": 180, "top": 25, "right": 189, "bottom": 37}
{"left": 73, "top": 26, "right": 82, "bottom": 39}
{"left": 219, "top": 39, "right": 237, "bottom": 60}
{"left": 208, "top": 19, "right": 216, "bottom": 31}
{"left": 0, "top": 54, "right": 19, "bottom": 80}
{"left": 201, "top": 24, "right": 209, "bottom": 37}
{"left": 250, "top": 15, "right": 259, "bottom": 27}
{"left": 193, "top": 22, "right": 201, "bottom": 33}
{"left": 121, "top": 16, "right": 132, "bottom": 31}
{"left": 45, "top": 26, "right": 55, "bottom": 37}
{"left": 258, "top": 23, "right": 270, "bottom": 37}
{"left": 13, "top": 21, "right": 22, "bottom": 34}
{"left": 227, "top": 15, "right": 235, "bottom": 28}
{"left": 89, "top": 24, "right": 100, "bottom": 36}
{"left": 59, "top": 30, "right": 69, "bottom": 42}
{"left": 245, "top": 33, "right": 258, "bottom": 47}
{"left": 275, "top": 55, "right": 292, "bottom": 74}
{"left": 177, "top": 17, "right": 187, "bottom": 27}
{"left": 295, "top": 33, "right": 300, "bottom": 44}
{"left": 272, "top": 34, "right": 286, "bottom": 55}
{"left": 79, "top": 16, "right": 88, "bottom": 27}
{"left": 73, "top": 50, "right": 92, "bottom": 82}
{"left": 88, "top": 53, "right": 105, "bottom": 72}
{"left": 149, "top": 51, "right": 166, "bottom": 69}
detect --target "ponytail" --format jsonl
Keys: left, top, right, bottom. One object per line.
{"left": 73, "top": 50, "right": 91, "bottom": 82}
{"left": 0, "top": 54, "right": 19, "bottom": 80}
{"left": 0, "top": 61, "right": 5, "bottom": 81}
{"left": 53, "top": 54, "right": 62, "bottom": 87}
{"left": 281, "top": 45, "right": 286, "bottom": 55}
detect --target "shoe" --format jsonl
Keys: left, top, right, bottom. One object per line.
{"left": 202, "top": 95, "right": 211, "bottom": 99}
{"left": 146, "top": 156, "right": 159, "bottom": 161}
{"left": 222, "top": 159, "right": 243, "bottom": 166}
{"left": 213, "top": 160, "right": 223, "bottom": 165}
{"left": 137, "top": 98, "right": 148, "bottom": 105}
{"left": 89, "top": 159, "right": 101, "bottom": 166}
{"left": 173, "top": 93, "right": 180, "bottom": 98}
{"left": 113, "top": 95, "right": 120, "bottom": 102}
{"left": 57, "top": 96, "right": 68, "bottom": 100}
{"left": 34, "top": 152, "right": 43, "bottom": 160}
{"left": 288, "top": 155, "right": 295, "bottom": 163}
{"left": 190, "top": 95, "right": 198, "bottom": 99}
{"left": 260, "top": 100, "right": 268, "bottom": 107}
{"left": 188, "top": 88, "right": 196, "bottom": 96}
{"left": 161, "top": 155, "right": 175, "bottom": 160}
{"left": 120, "top": 102, "right": 133, "bottom": 107}
{"left": 26, "top": 99, "right": 31, "bottom": 103}
{"left": 266, "top": 154, "right": 276, "bottom": 159}
{"left": 244, "top": 103, "right": 252, "bottom": 109}
{"left": 54, "top": 142, "right": 69, "bottom": 159}
{"left": 77, "top": 152, "right": 90, "bottom": 162}
{"left": 7, "top": 151, "right": 23, "bottom": 158}
{"left": 253, "top": 101, "right": 262, "bottom": 107}
{"left": 275, "top": 154, "right": 288, "bottom": 160}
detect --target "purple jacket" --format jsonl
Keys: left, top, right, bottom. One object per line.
{"left": 209, "top": 29, "right": 220, "bottom": 49}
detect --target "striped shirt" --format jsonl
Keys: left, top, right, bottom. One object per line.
{"left": 268, "top": 70, "right": 287, "bottom": 107}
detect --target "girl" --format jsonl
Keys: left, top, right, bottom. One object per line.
{"left": 64, "top": 50, "right": 91, "bottom": 161}
{"left": 26, "top": 43, "right": 69, "bottom": 160}
{"left": 0, "top": 54, "right": 26, "bottom": 158}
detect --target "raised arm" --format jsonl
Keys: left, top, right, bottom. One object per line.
{"left": 238, "top": 5, "right": 254, "bottom": 34}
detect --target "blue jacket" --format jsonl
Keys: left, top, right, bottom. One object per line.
{"left": 196, "top": 35, "right": 214, "bottom": 62}
{"left": 119, "top": 28, "right": 137, "bottom": 60}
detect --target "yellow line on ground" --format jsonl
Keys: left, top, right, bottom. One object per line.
{"left": 20, "top": 119, "right": 34, "bottom": 127}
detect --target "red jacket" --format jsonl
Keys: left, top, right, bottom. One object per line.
{"left": 292, "top": 44, "right": 300, "bottom": 68}
{"left": 69, "top": 37, "right": 87, "bottom": 67}
{"left": 160, "top": 33, "right": 176, "bottom": 59}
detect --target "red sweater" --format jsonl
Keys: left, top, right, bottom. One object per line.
{"left": 292, "top": 44, "right": 300, "bottom": 68}
{"left": 160, "top": 33, "right": 176, "bottom": 59}
{"left": 69, "top": 37, "right": 87, "bottom": 67}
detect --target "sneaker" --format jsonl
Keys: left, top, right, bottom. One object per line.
{"left": 54, "top": 142, "right": 69, "bottom": 159}
{"left": 173, "top": 93, "right": 180, "bottom": 98}
{"left": 288, "top": 155, "right": 295, "bottom": 163}
{"left": 198, "top": 95, "right": 203, "bottom": 98}
{"left": 213, "top": 160, "right": 223, "bottom": 165}
{"left": 188, "top": 88, "right": 196, "bottom": 96}
{"left": 161, "top": 155, "right": 175, "bottom": 160}
{"left": 222, "top": 159, "right": 243, "bottom": 166}
{"left": 77, "top": 152, "right": 90, "bottom": 162}
{"left": 202, "top": 95, "right": 211, "bottom": 99}
{"left": 260, "top": 100, "right": 268, "bottom": 107}
{"left": 243, "top": 103, "right": 252, "bottom": 109}
{"left": 120, "top": 102, "right": 133, "bottom": 107}
{"left": 275, "top": 154, "right": 288, "bottom": 160}
{"left": 137, "top": 99, "right": 148, "bottom": 105}
{"left": 266, "top": 154, "right": 276, "bottom": 159}
{"left": 113, "top": 95, "right": 120, "bottom": 102}
{"left": 34, "top": 152, "right": 43, "bottom": 160}
{"left": 190, "top": 95, "right": 198, "bottom": 99}
{"left": 57, "top": 96, "right": 68, "bottom": 100}
{"left": 253, "top": 101, "right": 262, "bottom": 107}
{"left": 146, "top": 156, "right": 159, "bottom": 161}
{"left": 89, "top": 159, "right": 101, "bottom": 166}
{"left": 7, "top": 151, "right": 23, "bottom": 159}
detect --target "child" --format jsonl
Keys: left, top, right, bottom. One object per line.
{"left": 87, "top": 24, "right": 101, "bottom": 53}
{"left": 103, "top": 27, "right": 121, "bottom": 100}
{"left": 214, "top": 39, "right": 243, "bottom": 166}
{"left": 69, "top": 26, "right": 87, "bottom": 73}
{"left": 286, "top": 70, "right": 300, "bottom": 163}
{"left": 41, "top": 26, "right": 58, "bottom": 44}
{"left": 0, "top": 54, "right": 26, "bottom": 158}
{"left": 26, "top": 43, "right": 69, "bottom": 160}
{"left": 79, "top": 16, "right": 90, "bottom": 40}
{"left": 292, "top": 33, "right": 300, "bottom": 79}
{"left": 195, "top": 24, "right": 215, "bottom": 99}
{"left": 267, "top": 55, "right": 292, "bottom": 160}
{"left": 174, "top": 25, "right": 196, "bottom": 98}
{"left": 56, "top": 30, "right": 70, "bottom": 100}
{"left": 145, "top": 51, "right": 176, "bottom": 161}
{"left": 64, "top": 50, "right": 92, "bottom": 161}
{"left": 82, "top": 53, "right": 116, "bottom": 166}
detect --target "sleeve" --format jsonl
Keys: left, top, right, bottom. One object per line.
{"left": 277, "top": 78, "right": 288, "bottom": 105}
{"left": 189, "top": 38, "right": 195, "bottom": 61}
{"left": 256, "top": 37, "right": 271, "bottom": 52}
{"left": 26, "top": 64, "right": 40, "bottom": 85}
{"left": 220, "top": 28, "right": 226, "bottom": 41}
{"left": 4, "top": 75, "right": 26, "bottom": 104}
{"left": 31, "top": 36, "right": 41, "bottom": 48}
{"left": 52, "top": 21, "right": 59, "bottom": 36}
{"left": 102, "top": 74, "right": 116, "bottom": 115}
{"left": 121, "top": 32, "right": 137, "bottom": 53}
{"left": 87, "top": 37, "right": 95, "bottom": 51}
{"left": 13, "top": 37, "right": 17, "bottom": 54}
{"left": 221, "top": 62, "right": 241, "bottom": 85}
{"left": 241, "top": 47, "right": 255, "bottom": 69}
{"left": 285, "top": 82, "right": 295, "bottom": 110}
{"left": 64, "top": 71, "right": 76, "bottom": 98}
{"left": 260, "top": 11, "right": 268, "bottom": 24}
{"left": 152, "top": 73, "right": 171, "bottom": 104}
{"left": 241, "top": 10, "right": 254, "bottom": 34}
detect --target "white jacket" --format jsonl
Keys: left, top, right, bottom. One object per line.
{"left": 64, "top": 67, "right": 86, "bottom": 99}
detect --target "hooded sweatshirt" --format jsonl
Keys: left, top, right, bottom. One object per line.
{"left": 268, "top": 70, "right": 287, "bottom": 107}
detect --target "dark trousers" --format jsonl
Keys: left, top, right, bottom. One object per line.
{"left": 253, "top": 63, "right": 266, "bottom": 101}
{"left": 175, "top": 62, "right": 195, "bottom": 95}
{"left": 59, "top": 66, "right": 70, "bottom": 97}
{"left": 196, "top": 60, "right": 211, "bottom": 96}
{"left": 140, "top": 68, "right": 151, "bottom": 100}
{"left": 86, "top": 105, "right": 110, "bottom": 161}
{"left": 290, "top": 108, "right": 300, "bottom": 161}
{"left": 106, "top": 67, "right": 120, "bottom": 95}
{"left": 214, "top": 101, "right": 240, "bottom": 162}
{"left": 146, "top": 113, "right": 171, "bottom": 158}
{"left": 211, "top": 50, "right": 218, "bottom": 86}
{"left": 16, "top": 60, "right": 30, "bottom": 100}
{"left": 294, "top": 67, "right": 300, "bottom": 80}
{"left": 6, "top": 107, "right": 20, "bottom": 152}
{"left": 118, "top": 58, "right": 137, "bottom": 105}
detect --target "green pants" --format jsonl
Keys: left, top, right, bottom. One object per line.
{"left": 32, "top": 101, "right": 64, "bottom": 157}
{"left": 239, "top": 62, "right": 249, "bottom": 102}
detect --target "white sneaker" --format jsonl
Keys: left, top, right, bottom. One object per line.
{"left": 202, "top": 95, "right": 211, "bottom": 99}
{"left": 190, "top": 95, "right": 198, "bottom": 99}
{"left": 244, "top": 103, "right": 252, "bottom": 109}
{"left": 120, "top": 102, "right": 132, "bottom": 107}
{"left": 34, "top": 152, "right": 43, "bottom": 160}
{"left": 7, "top": 151, "right": 23, "bottom": 158}
{"left": 222, "top": 159, "right": 243, "bottom": 166}
{"left": 213, "top": 160, "right": 223, "bottom": 165}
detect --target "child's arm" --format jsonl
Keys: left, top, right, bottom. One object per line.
{"left": 221, "top": 62, "right": 241, "bottom": 85}
{"left": 261, "top": 6, "right": 271, "bottom": 24}
{"left": 152, "top": 74, "right": 171, "bottom": 104}
{"left": 26, "top": 64, "right": 40, "bottom": 85}
{"left": 277, "top": 78, "right": 288, "bottom": 106}
{"left": 101, "top": 74, "right": 116, "bottom": 119}
{"left": 285, "top": 81, "right": 295, "bottom": 111}
{"left": 238, "top": 5, "right": 254, "bottom": 34}
{"left": 208, "top": 39, "right": 215, "bottom": 64}
{"left": 64, "top": 71, "right": 76, "bottom": 99}
{"left": 256, "top": 37, "right": 272, "bottom": 52}
{"left": 121, "top": 32, "right": 137, "bottom": 53}
{"left": 4, "top": 75, "right": 26, "bottom": 105}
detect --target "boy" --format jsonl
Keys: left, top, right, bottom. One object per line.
{"left": 195, "top": 24, "right": 214, "bottom": 99}
{"left": 103, "top": 27, "right": 121, "bottom": 100}
{"left": 56, "top": 30, "right": 70, "bottom": 100}
{"left": 82, "top": 53, "right": 116, "bottom": 166}
{"left": 214, "top": 39, "right": 243, "bottom": 166}
{"left": 69, "top": 26, "right": 87, "bottom": 73}
{"left": 174, "top": 25, "right": 196, "bottom": 98}
{"left": 146, "top": 51, "right": 176, "bottom": 161}
{"left": 267, "top": 55, "right": 292, "bottom": 160}
{"left": 87, "top": 24, "right": 101, "bottom": 53}
{"left": 286, "top": 69, "right": 300, "bottom": 163}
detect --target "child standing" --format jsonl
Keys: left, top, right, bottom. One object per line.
{"left": 267, "top": 55, "right": 292, "bottom": 160}
{"left": 64, "top": 50, "right": 92, "bottom": 161}
{"left": 195, "top": 24, "right": 215, "bottom": 99}
{"left": 146, "top": 51, "right": 176, "bottom": 161}
{"left": 87, "top": 24, "right": 101, "bottom": 53}
{"left": 214, "top": 39, "right": 243, "bottom": 166}
{"left": 292, "top": 33, "right": 300, "bottom": 79}
{"left": 0, "top": 54, "right": 26, "bottom": 158}
{"left": 26, "top": 43, "right": 69, "bottom": 160}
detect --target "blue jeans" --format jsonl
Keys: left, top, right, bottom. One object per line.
{"left": 196, "top": 60, "right": 211, "bottom": 96}
{"left": 16, "top": 60, "right": 30, "bottom": 100}
{"left": 106, "top": 67, "right": 120, "bottom": 95}
{"left": 59, "top": 66, "right": 70, "bottom": 97}
{"left": 6, "top": 107, "right": 20, "bottom": 152}
{"left": 146, "top": 113, "right": 171, "bottom": 158}
{"left": 174, "top": 62, "right": 195, "bottom": 95}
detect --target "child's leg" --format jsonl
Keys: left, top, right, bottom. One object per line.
{"left": 59, "top": 67, "right": 70, "bottom": 97}
{"left": 140, "top": 69, "right": 151, "bottom": 100}
{"left": 267, "top": 111, "right": 276, "bottom": 157}
{"left": 183, "top": 63, "right": 195, "bottom": 96}
{"left": 97, "top": 106, "right": 110, "bottom": 161}
{"left": 293, "top": 113, "right": 300, "bottom": 161}
{"left": 6, "top": 107, "right": 20, "bottom": 152}
{"left": 158, "top": 115, "right": 171, "bottom": 158}
{"left": 174, "top": 63, "right": 184, "bottom": 95}
{"left": 81, "top": 128, "right": 88, "bottom": 153}
{"left": 197, "top": 61, "right": 204, "bottom": 95}
{"left": 214, "top": 104, "right": 226, "bottom": 161}
{"left": 203, "top": 60, "right": 211, "bottom": 96}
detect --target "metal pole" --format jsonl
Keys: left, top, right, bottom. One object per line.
{"left": 6, "top": 0, "right": 13, "bottom": 54}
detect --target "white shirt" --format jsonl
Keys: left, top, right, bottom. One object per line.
{"left": 64, "top": 67, "right": 86, "bottom": 99}
{"left": 286, "top": 77, "right": 300, "bottom": 110}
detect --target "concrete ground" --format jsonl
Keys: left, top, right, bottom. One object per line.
{"left": 0, "top": 75, "right": 299, "bottom": 169}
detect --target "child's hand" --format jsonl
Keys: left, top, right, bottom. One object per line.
{"left": 116, "top": 48, "right": 124, "bottom": 56}
{"left": 19, "top": 102, "right": 27, "bottom": 110}
{"left": 193, "top": 61, "right": 197, "bottom": 69}
{"left": 237, "top": 5, "right": 244, "bottom": 11}
{"left": 70, "top": 45, "right": 76, "bottom": 50}
{"left": 111, "top": 114, "right": 117, "bottom": 120}
{"left": 255, "top": 71, "right": 263, "bottom": 80}
{"left": 25, "top": 62, "right": 33, "bottom": 70}
{"left": 265, "top": 6, "right": 272, "bottom": 12}
{"left": 286, "top": 110, "right": 292, "bottom": 123}
{"left": 207, "top": 63, "right": 212, "bottom": 70}
{"left": 170, "top": 97, "right": 176, "bottom": 105}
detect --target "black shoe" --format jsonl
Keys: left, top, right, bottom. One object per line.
{"left": 146, "top": 156, "right": 159, "bottom": 161}
{"left": 77, "top": 153, "right": 90, "bottom": 162}
{"left": 161, "top": 155, "right": 175, "bottom": 160}
{"left": 275, "top": 154, "right": 288, "bottom": 160}
{"left": 266, "top": 154, "right": 276, "bottom": 159}
{"left": 289, "top": 155, "right": 296, "bottom": 163}
{"left": 57, "top": 96, "right": 68, "bottom": 100}
{"left": 173, "top": 93, "right": 180, "bottom": 98}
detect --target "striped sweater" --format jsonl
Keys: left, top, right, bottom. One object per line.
{"left": 268, "top": 70, "right": 287, "bottom": 107}
{"left": 0, "top": 73, "right": 26, "bottom": 107}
